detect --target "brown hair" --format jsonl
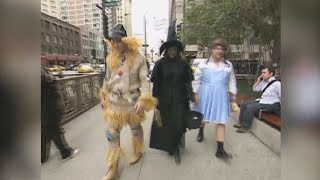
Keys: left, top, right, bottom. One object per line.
{"left": 261, "top": 63, "right": 276, "bottom": 76}
{"left": 211, "top": 38, "right": 228, "bottom": 50}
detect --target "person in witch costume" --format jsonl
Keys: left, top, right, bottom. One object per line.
{"left": 100, "top": 24, "right": 157, "bottom": 180}
{"left": 192, "top": 38, "right": 237, "bottom": 159}
{"left": 151, "top": 40, "right": 194, "bottom": 164}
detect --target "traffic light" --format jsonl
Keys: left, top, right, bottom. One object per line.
{"left": 176, "top": 23, "right": 182, "bottom": 40}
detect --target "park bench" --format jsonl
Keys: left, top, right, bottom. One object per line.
{"left": 236, "top": 95, "right": 281, "bottom": 155}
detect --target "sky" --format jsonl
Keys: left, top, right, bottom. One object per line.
{"left": 131, "top": 0, "right": 169, "bottom": 55}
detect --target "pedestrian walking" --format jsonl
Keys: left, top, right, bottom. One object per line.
{"left": 100, "top": 24, "right": 157, "bottom": 180}
{"left": 150, "top": 40, "right": 194, "bottom": 164}
{"left": 192, "top": 38, "right": 237, "bottom": 159}
{"left": 41, "top": 60, "right": 79, "bottom": 163}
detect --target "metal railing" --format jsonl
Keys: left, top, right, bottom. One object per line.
{"left": 55, "top": 73, "right": 104, "bottom": 124}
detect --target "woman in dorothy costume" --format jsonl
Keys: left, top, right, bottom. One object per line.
{"left": 192, "top": 38, "right": 237, "bottom": 159}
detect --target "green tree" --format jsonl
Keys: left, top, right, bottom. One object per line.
{"left": 182, "top": 0, "right": 280, "bottom": 63}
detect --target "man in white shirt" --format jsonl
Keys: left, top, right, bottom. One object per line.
{"left": 234, "top": 65, "right": 281, "bottom": 133}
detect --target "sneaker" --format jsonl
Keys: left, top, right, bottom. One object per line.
{"left": 236, "top": 127, "right": 251, "bottom": 133}
{"left": 233, "top": 123, "right": 242, "bottom": 128}
{"left": 62, "top": 149, "right": 79, "bottom": 162}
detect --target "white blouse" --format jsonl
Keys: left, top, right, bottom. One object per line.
{"left": 192, "top": 58, "right": 237, "bottom": 95}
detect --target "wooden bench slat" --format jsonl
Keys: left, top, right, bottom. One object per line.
{"left": 259, "top": 112, "right": 281, "bottom": 129}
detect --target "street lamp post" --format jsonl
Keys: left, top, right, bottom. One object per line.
{"left": 95, "top": 4, "right": 108, "bottom": 75}
{"left": 141, "top": 11, "right": 150, "bottom": 59}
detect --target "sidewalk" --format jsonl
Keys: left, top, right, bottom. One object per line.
{"left": 41, "top": 105, "right": 280, "bottom": 180}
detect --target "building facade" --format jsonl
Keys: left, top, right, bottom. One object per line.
{"left": 80, "top": 26, "right": 104, "bottom": 62}
{"left": 41, "top": 12, "right": 82, "bottom": 56}
{"left": 41, "top": 0, "right": 61, "bottom": 19}
{"left": 106, "top": 0, "right": 132, "bottom": 36}
{"left": 60, "top": 0, "right": 104, "bottom": 33}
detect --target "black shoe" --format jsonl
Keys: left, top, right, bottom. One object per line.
{"left": 236, "top": 127, "right": 251, "bottom": 133}
{"left": 174, "top": 148, "right": 181, "bottom": 165}
{"left": 197, "top": 127, "right": 204, "bottom": 142}
{"left": 215, "top": 150, "right": 233, "bottom": 159}
{"left": 61, "top": 149, "right": 80, "bottom": 162}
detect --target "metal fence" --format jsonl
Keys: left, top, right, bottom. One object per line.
{"left": 56, "top": 73, "right": 104, "bottom": 124}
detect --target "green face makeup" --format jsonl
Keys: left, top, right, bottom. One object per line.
{"left": 167, "top": 47, "right": 178, "bottom": 58}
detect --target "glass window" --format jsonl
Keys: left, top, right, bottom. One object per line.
{"left": 45, "top": 21, "right": 50, "bottom": 29}
{"left": 41, "top": 45, "right": 46, "bottom": 52}
{"left": 53, "top": 36, "right": 58, "bottom": 43}
{"left": 59, "top": 37, "right": 63, "bottom": 45}
{"left": 52, "top": 24, "right": 57, "bottom": 32}
{"left": 46, "top": 35, "right": 50, "bottom": 42}
{"left": 48, "top": 46, "right": 52, "bottom": 53}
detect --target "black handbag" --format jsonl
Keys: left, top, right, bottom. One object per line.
{"left": 186, "top": 111, "right": 203, "bottom": 129}
{"left": 149, "top": 110, "right": 178, "bottom": 153}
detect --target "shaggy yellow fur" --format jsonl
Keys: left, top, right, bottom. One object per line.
{"left": 104, "top": 37, "right": 141, "bottom": 71}
{"left": 99, "top": 89, "right": 109, "bottom": 109}
{"left": 106, "top": 147, "right": 123, "bottom": 167}
{"left": 132, "top": 136, "right": 144, "bottom": 155}
{"left": 104, "top": 109, "right": 146, "bottom": 129}
{"left": 138, "top": 93, "right": 158, "bottom": 111}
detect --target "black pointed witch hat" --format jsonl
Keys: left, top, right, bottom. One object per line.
{"left": 159, "top": 40, "right": 184, "bottom": 55}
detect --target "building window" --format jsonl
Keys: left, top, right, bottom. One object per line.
{"left": 41, "top": 33, "right": 45, "bottom": 40}
{"left": 53, "top": 47, "right": 59, "bottom": 53}
{"left": 70, "top": 40, "right": 73, "bottom": 47}
{"left": 44, "top": 21, "right": 50, "bottom": 29}
{"left": 62, "top": 16, "right": 68, "bottom": 20}
{"left": 69, "top": 30, "right": 73, "bottom": 36}
{"left": 64, "top": 28, "right": 68, "bottom": 35}
{"left": 59, "top": 26, "right": 62, "bottom": 33}
{"left": 46, "top": 35, "right": 50, "bottom": 42}
{"left": 59, "top": 37, "right": 63, "bottom": 45}
{"left": 41, "top": 45, "right": 46, "bottom": 52}
{"left": 53, "top": 36, "right": 58, "bottom": 44}
{"left": 52, "top": 24, "right": 57, "bottom": 32}
{"left": 61, "top": 48, "right": 65, "bottom": 54}
{"left": 48, "top": 46, "right": 52, "bottom": 54}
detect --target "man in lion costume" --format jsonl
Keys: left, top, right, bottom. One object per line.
{"left": 100, "top": 24, "right": 157, "bottom": 180}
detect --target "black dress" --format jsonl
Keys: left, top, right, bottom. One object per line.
{"left": 151, "top": 57, "right": 193, "bottom": 147}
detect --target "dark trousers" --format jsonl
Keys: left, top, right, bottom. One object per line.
{"left": 41, "top": 126, "right": 73, "bottom": 162}
{"left": 239, "top": 100, "right": 281, "bottom": 128}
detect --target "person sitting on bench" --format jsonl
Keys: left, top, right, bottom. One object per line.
{"left": 234, "top": 65, "right": 281, "bottom": 133}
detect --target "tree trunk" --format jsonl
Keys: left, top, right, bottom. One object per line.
{"left": 271, "top": 39, "right": 280, "bottom": 65}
